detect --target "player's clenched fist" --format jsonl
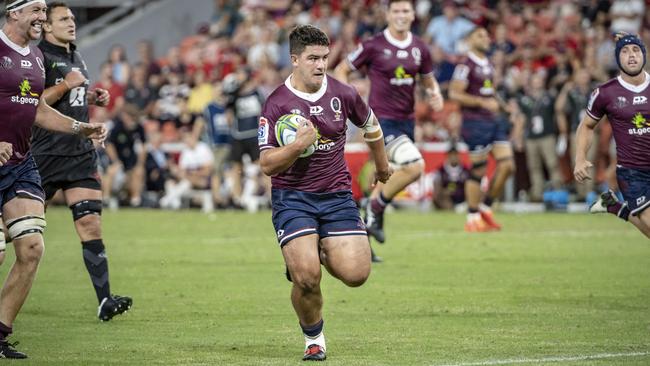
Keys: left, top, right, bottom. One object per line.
{"left": 64, "top": 69, "right": 87, "bottom": 89}
{"left": 375, "top": 166, "right": 393, "bottom": 184}
{"left": 0, "top": 142, "right": 12, "bottom": 166}
{"left": 295, "top": 119, "right": 318, "bottom": 149}
{"left": 573, "top": 159, "right": 593, "bottom": 182}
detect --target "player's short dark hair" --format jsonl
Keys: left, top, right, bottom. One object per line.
{"left": 464, "top": 26, "right": 483, "bottom": 39}
{"left": 46, "top": 2, "right": 69, "bottom": 22}
{"left": 387, "top": 0, "right": 414, "bottom": 8}
{"left": 289, "top": 24, "right": 329, "bottom": 56}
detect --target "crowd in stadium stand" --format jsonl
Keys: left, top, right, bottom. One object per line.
{"left": 79, "top": 0, "right": 649, "bottom": 211}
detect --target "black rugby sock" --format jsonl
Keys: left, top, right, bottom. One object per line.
{"left": 82, "top": 239, "right": 111, "bottom": 303}
{"left": 0, "top": 321, "right": 12, "bottom": 341}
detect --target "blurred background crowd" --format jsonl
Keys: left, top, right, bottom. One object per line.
{"left": 75, "top": 0, "right": 649, "bottom": 212}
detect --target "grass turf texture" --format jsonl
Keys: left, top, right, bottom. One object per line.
{"left": 1, "top": 208, "right": 648, "bottom": 365}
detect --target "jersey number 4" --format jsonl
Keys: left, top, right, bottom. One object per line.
{"left": 69, "top": 87, "right": 86, "bottom": 107}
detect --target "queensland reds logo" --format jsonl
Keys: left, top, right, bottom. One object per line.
{"left": 330, "top": 97, "right": 342, "bottom": 121}
{"left": 411, "top": 47, "right": 421, "bottom": 66}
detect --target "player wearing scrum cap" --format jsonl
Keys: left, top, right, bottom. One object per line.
{"left": 575, "top": 32, "right": 650, "bottom": 239}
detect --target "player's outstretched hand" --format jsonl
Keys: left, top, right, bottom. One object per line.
{"left": 574, "top": 159, "right": 593, "bottom": 182}
{"left": 80, "top": 122, "right": 108, "bottom": 143}
{"left": 89, "top": 88, "right": 110, "bottom": 107}
{"left": 295, "top": 118, "right": 318, "bottom": 149}
{"left": 426, "top": 88, "right": 444, "bottom": 112}
{"left": 0, "top": 142, "right": 12, "bottom": 166}
{"left": 64, "top": 70, "right": 87, "bottom": 89}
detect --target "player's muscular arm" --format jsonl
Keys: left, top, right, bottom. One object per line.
{"left": 334, "top": 61, "right": 352, "bottom": 84}
{"left": 573, "top": 115, "right": 599, "bottom": 182}
{"left": 449, "top": 79, "right": 499, "bottom": 112}
{"left": 42, "top": 69, "right": 86, "bottom": 105}
{"left": 363, "top": 116, "right": 392, "bottom": 183}
{"left": 260, "top": 120, "right": 318, "bottom": 176}
{"left": 35, "top": 102, "right": 106, "bottom": 141}
{"left": 422, "top": 74, "right": 444, "bottom": 112}
{"left": 554, "top": 84, "right": 570, "bottom": 136}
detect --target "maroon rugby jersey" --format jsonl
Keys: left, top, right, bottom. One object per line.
{"left": 347, "top": 29, "right": 433, "bottom": 121}
{"left": 586, "top": 72, "right": 650, "bottom": 169}
{"left": 0, "top": 30, "right": 45, "bottom": 165}
{"left": 452, "top": 51, "right": 497, "bottom": 122}
{"left": 259, "top": 75, "right": 372, "bottom": 193}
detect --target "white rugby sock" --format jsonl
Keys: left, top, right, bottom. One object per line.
{"left": 304, "top": 332, "right": 326, "bottom": 351}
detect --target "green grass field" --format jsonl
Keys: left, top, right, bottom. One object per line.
{"left": 0, "top": 208, "right": 649, "bottom": 365}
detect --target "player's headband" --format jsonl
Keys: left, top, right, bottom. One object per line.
{"left": 614, "top": 32, "right": 647, "bottom": 76}
{"left": 6, "top": 0, "right": 46, "bottom": 12}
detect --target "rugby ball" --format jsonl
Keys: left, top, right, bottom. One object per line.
{"left": 275, "top": 114, "right": 317, "bottom": 158}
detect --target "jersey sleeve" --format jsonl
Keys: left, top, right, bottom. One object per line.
{"left": 258, "top": 99, "right": 280, "bottom": 151}
{"left": 419, "top": 43, "right": 434, "bottom": 76}
{"left": 346, "top": 39, "right": 373, "bottom": 71}
{"left": 585, "top": 87, "right": 605, "bottom": 121}
{"left": 451, "top": 62, "right": 470, "bottom": 83}
{"left": 345, "top": 86, "right": 372, "bottom": 129}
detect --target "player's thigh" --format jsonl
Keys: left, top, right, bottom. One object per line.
{"left": 320, "top": 235, "right": 371, "bottom": 284}
{"left": 386, "top": 136, "right": 423, "bottom": 169}
{"left": 616, "top": 166, "right": 650, "bottom": 216}
{"left": 491, "top": 141, "right": 514, "bottom": 161}
{"left": 282, "top": 234, "right": 322, "bottom": 287}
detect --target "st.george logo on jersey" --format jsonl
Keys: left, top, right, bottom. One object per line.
{"left": 275, "top": 114, "right": 317, "bottom": 158}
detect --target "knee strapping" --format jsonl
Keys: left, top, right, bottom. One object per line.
{"left": 70, "top": 200, "right": 103, "bottom": 221}
{"left": 6, "top": 215, "right": 46, "bottom": 241}
{"left": 387, "top": 136, "right": 423, "bottom": 166}
{"left": 0, "top": 230, "right": 5, "bottom": 251}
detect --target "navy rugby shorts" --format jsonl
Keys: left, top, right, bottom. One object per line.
{"left": 271, "top": 189, "right": 367, "bottom": 246}
{"left": 0, "top": 154, "right": 45, "bottom": 209}
{"left": 616, "top": 166, "right": 650, "bottom": 216}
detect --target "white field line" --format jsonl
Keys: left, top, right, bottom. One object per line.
{"left": 434, "top": 351, "right": 650, "bottom": 366}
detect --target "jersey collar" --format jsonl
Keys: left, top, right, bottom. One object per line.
{"left": 0, "top": 29, "right": 30, "bottom": 56}
{"left": 285, "top": 74, "right": 328, "bottom": 103}
{"left": 39, "top": 39, "right": 76, "bottom": 55}
{"left": 617, "top": 72, "right": 650, "bottom": 93}
{"left": 468, "top": 51, "right": 489, "bottom": 67}
{"left": 383, "top": 28, "right": 412, "bottom": 49}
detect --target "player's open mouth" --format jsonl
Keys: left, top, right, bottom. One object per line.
{"left": 31, "top": 22, "right": 42, "bottom": 33}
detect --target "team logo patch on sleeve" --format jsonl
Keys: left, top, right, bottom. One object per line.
{"left": 258, "top": 116, "right": 269, "bottom": 145}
